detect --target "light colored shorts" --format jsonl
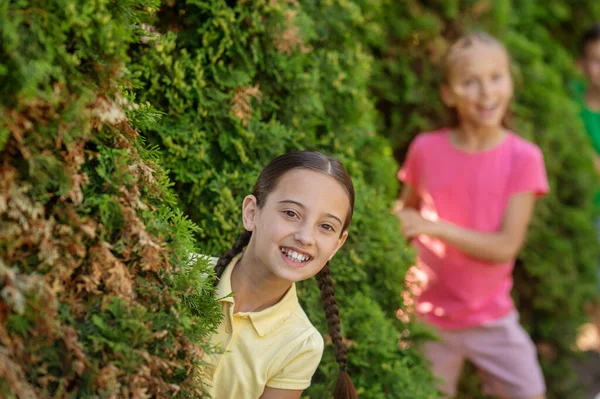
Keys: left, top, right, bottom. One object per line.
{"left": 421, "top": 311, "right": 546, "bottom": 398}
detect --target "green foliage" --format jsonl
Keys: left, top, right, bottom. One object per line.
{"left": 6, "top": 0, "right": 597, "bottom": 398}
{"left": 0, "top": 0, "right": 221, "bottom": 397}
{"left": 129, "top": 0, "right": 438, "bottom": 397}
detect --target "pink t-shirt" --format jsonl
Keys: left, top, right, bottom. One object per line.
{"left": 398, "top": 129, "right": 549, "bottom": 329}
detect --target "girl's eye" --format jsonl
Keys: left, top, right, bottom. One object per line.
{"left": 492, "top": 73, "right": 503, "bottom": 81}
{"left": 463, "top": 79, "right": 476, "bottom": 87}
{"left": 283, "top": 210, "right": 298, "bottom": 218}
{"left": 321, "top": 223, "right": 335, "bottom": 232}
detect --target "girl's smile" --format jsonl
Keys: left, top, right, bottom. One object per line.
{"left": 280, "top": 246, "right": 313, "bottom": 266}
{"left": 476, "top": 102, "right": 501, "bottom": 120}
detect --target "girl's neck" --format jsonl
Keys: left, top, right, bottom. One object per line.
{"left": 450, "top": 124, "right": 508, "bottom": 153}
{"left": 230, "top": 251, "right": 292, "bottom": 314}
{"left": 585, "top": 86, "right": 600, "bottom": 111}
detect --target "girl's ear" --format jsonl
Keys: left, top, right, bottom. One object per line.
{"left": 440, "top": 84, "right": 456, "bottom": 107}
{"left": 242, "top": 195, "right": 259, "bottom": 231}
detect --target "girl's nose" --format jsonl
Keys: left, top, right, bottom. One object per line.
{"left": 480, "top": 80, "right": 493, "bottom": 97}
{"left": 294, "top": 224, "right": 315, "bottom": 246}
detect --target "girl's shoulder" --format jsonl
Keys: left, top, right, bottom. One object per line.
{"left": 414, "top": 128, "right": 449, "bottom": 143}
{"left": 287, "top": 305, "right": 325, "bottom": 352}
{"left": 409, "top": 128, "right": 450, "bottom": 152}
{"left": 293, "top": 303, "right": 322, "bottom": 333}
{"left": 286, "top": 303, "right": 324, "bottom": 342}
{"left": 268, "top": 302, "right": 324, "bottom": 362}
{"left": 505, "top": 132, "right": 544, "bottom": 159}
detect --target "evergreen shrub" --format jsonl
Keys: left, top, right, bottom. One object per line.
{"left": 0, "top": 1, "right": 221, "bottom": 397}
{"left": 129, "top": 0, "right": 439, "bottom": 397}
{"left": 7, "top": 1, "right": 598, "bottom": 398}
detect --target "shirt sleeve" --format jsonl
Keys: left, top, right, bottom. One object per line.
{"left": 397, "top": 135, "right": 424, "bottom": 188}
{"left": 508, "top": 144, "right": 549, "bottom": 198}
{"left": 266, "top": 329, "right": 324, "bottom": 390}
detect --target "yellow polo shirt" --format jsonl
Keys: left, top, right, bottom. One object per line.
{"left": 203, "top": 254, "right": 324, "bottom": 398}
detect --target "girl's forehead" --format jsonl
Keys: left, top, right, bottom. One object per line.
{"left": 447, "top": 43, "right": 509, "bottom": 77}
{"left": 268, "top": 169, "right": 351, "bottom": 215}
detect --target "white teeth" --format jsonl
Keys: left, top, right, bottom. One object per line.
{"left": 280, "top": 247, "right": 310, "bottom": 262}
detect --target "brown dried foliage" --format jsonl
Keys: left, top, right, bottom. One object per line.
{"left": 0, "top": 90, "right": 203, "bottom": 397}
{"left": 272, "top": 6, "right": 311, "bottom": 55}
{"left": 231, "top": 85, "right": 262, "bottom": 126}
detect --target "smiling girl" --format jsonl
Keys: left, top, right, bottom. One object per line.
{"left": 395, "top": 32, "right": 549, "bottom": 399}
{"left": 203, "top": 151, "right": 358, "bottom": 399}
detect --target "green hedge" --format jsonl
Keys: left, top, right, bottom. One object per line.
{"left": 129, "top": 0, "right": 438, "bottom": 397}
{"left": 129, "top": 0, "right": 600, "bottom": 397}
{"left": 4, "top": 1, "right": 599, "bottom": 398}
{"left": 0, "top": 1, "right": 221, "bottom": 397}
{"left": 133, "top": 0, "right": 600, "bottom": 397}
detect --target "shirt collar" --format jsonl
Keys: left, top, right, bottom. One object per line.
{"left": 215, "top": 253, "right": 299, "bottom": 337}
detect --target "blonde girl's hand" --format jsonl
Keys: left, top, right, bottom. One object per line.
{"left": 396, "top": 209, "right": 436, "bottom": 239}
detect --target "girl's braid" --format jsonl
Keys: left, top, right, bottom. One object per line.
{"left": 315, "top": 262, "right": 358, "bottom": 399}
{"left": 214, "top": 230, "right": 251, "bottom": 284}
{"left": 316, "top": 262, "right": 346, "bottom": 367}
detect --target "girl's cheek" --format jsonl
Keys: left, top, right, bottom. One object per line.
{"left": 462, "top": 86, "right": 479, "bottom": 99}
{"left": 454, "top": 86, "right": 467, "bottom": 97}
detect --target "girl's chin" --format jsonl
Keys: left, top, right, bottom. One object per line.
{"left": 468, "top": 115, "right": 504, "bottom": 128}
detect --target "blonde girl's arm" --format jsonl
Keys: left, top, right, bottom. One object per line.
{"left": 403, "top": 191, "right": 536, "bottom": 264}
{"left": 259, "top": 387, "right": 302, "bottom": 399}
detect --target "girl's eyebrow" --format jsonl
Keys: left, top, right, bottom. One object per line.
{"left": 278, "top": 200, "right": 343, "bottom": 225}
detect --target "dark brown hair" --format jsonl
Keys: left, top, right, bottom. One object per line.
{"left": 442, "top": 31, "right": 513, "bottom": 129}
{"left": 214, "top": 150, "right": 358, "bottom": 399}
{"left": 581, "top": 23, "right": 600, "bottom": 56}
